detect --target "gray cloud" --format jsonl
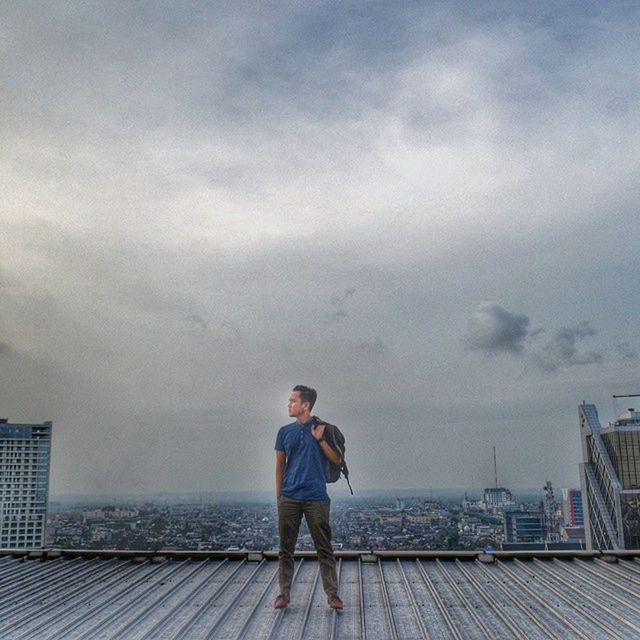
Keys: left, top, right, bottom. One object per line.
{"left": 0, "top": 343, "right": 12, "bottom": 357}
{"left": 356, "top": 338, "right": 386, "bottom": 358}
{"left": 184, "top": 315, "right": 243, "bottom": 340}
{"left": 330, "top": 288, "right": 357, "bottom": 318}
{"left": 466, "top": 307, "right": 607, "bottom": 374}
{"left": 572, "top": 321, "right": 597, "bottom": 339}
{"left": 465, "top": 302, "right": 530, "bottom": 354}
{"left": 186, "top": 314, "right": 208, "bottom": 330}
{"left": 532, "top": 322, "right": 603, "bottom": 372}
{"left": 219, "top": 321, "right": 243, "bottom": 341}
{"left": 615, "top": 341, "right": 638, "bottom": 361}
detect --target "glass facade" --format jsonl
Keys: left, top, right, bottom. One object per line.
{"left": 621, "top": 494, "right": 640, "bottom": 549}
{"left": 0, "top": 420, "right": 52, "bottom": 549}
{"left": 583, "top": 465, "right": 615, "bottom": 550}
{"left": 504, "top": 511, "right": 544, "bottom": 543}
{"left": 601, "top": 431, "right": 640, "bottom": 490}
{"left": 562, "top": 489, "right": 584, "bottom": 527}
{"left": 580, "top": 403, "right": 640, "bottom": 550}
{"left": 586, "top": 435, "right": 620, "bottom": 539}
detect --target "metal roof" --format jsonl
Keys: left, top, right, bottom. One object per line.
{"left": 2, "top": 548, "right": 640, "bottom": 639}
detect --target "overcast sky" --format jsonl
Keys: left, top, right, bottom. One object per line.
{"left": 2, "top": 1, "right": 639, "bottom": 497}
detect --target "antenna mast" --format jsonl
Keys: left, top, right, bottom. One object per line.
{"left": 493, "top": 446, "right": 498, "bottom": 489}
{"left": 543, "top": 480, "right": 559, "bottom": 542}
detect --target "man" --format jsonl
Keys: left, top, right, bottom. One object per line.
{"left": 274, "top": 385, "right": 344, "bottom": 610}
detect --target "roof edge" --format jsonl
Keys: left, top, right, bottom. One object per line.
{"left": 1, "top": 547, "right": 637, "bottom": 561}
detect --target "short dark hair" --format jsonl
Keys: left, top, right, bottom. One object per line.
{"left": 293, "top": 385, "right": 317, "bottom": 410}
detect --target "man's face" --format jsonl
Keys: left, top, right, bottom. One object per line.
{"left": 288, "top": 391, "right": 308, "bottom": 418}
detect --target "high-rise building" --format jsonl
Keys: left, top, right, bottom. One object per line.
{"left": 560, "top": 488, "right": 585, "bottom": 544}
{"left": 561, "top": 488, "right": 584, "bottom": 527}
{"left": 0, "top": 418, "right": 52, "bottom": 548}
{"left": 579, "top": 402, "right": 640, "bottom": 549}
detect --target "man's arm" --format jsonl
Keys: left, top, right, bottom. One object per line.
{"left": 275, "top": 450, "right": 286, "bottom": 497}
{"left": 311, "top": 422, "right": 342, "bottom": 465}
{"left": 318, "top": 439, "right": 342, "bottom": 465}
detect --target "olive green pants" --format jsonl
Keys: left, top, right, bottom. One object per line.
{"left": 277, "top": 495, "right": 338, "bottom": 597}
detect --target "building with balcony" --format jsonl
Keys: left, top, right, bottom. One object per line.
{"left": 0, "top": 418, "right": 52, "bottom": 548}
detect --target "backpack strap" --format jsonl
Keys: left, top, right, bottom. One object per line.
{"left": 345, "top": 475, "right": 354, "bottom": 495}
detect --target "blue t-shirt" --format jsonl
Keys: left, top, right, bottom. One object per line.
{"left": 275, "top": 418, "right": 329, "bottom": 501}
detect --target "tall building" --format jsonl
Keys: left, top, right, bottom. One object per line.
{"left": 560, "top": 488, "right": 585, "bottom": 545}
{"left": 0, "top": 418, "right": 52, "bottom": 548}
{"left": 561, "top": 488, "right": 584, "bottom": 527}
{"left": 579, "top": 402, "right": 640, "bottom": 549}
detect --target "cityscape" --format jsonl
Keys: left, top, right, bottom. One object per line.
{"left": 5, "top": 399, "right": 640, "bottom": 553}
{"left": 45, "top": 488, "right": 583, "bottom": 553}
{"left": 6, "top": 396, "right": 640, "bottom": 551}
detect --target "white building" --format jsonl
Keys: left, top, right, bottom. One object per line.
{"left": 481, "top": 487, "right": 515, "bottom": 511}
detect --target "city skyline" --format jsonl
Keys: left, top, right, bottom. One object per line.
{"left": 2, "top": 2, "right": 640, "bottom": 496}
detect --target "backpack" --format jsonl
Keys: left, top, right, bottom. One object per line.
{"left": 314, "top": 417, "right": 353, "bottom": 494}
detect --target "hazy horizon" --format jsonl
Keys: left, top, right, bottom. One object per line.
{"left": 49, "top": 485, "right": 553, "bottom": 506}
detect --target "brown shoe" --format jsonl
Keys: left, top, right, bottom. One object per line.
{"left": 274, "top": 594, "right": 290, "bottom": 609}
{"left": 328, "top": 595, "right": 343, "bottom": 610}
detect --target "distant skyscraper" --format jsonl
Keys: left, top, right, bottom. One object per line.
{"left": 579, "top": 402, "right": 640, "bottom": 549}
{"left": 0, "top": 418, "right": 52, "bottom": 548}
{"left": 561, "top": 488, "right": 584, "bottom": 527}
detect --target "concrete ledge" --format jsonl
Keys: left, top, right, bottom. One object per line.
{"left": 492, "top": 549, "right": 600, "bottom": 559}
{"left": 602, "top": 549, "right": 640, "bottom": 558}
{"left": 375, "top": 550, "right": 479, "bottom": 559}
{"left": 0, "top": 548, "right": 32, "bottom": 559}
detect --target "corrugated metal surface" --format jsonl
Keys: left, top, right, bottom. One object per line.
{"left": 1, "top": 549, "right": 640, "bottom": 639}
